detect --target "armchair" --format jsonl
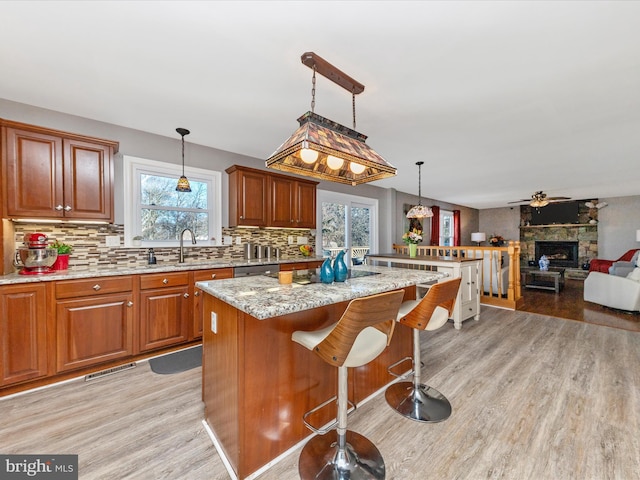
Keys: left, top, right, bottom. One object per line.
{"left": 589, "top": 249, "right": 640, "bottom": 274}
{"left": 584, "top": 271, "right": 640, "bottom": 312}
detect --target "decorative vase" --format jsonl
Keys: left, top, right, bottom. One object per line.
{"left": 52, "top": 254, "right": 70, "bottom": 271}
{"left": 409, "top": 243, "right": 417, "bottom": 258}
{"left": 539, "top": 255, "right": 550, "bottom": 271}
{"left": 334, "top": 250, "right": 348, "bottom": 282}
{"left": 320, "top": 257, "right": 334, "bottom": 284}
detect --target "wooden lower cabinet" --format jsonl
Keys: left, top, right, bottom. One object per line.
{"left": 0, "top": 283, "right": 49, "bottom": 386}
{"left": 192, "top": 268, "right": 233, "bottom": 339}
{"left": 55, "top": 277, "right": 134, "bottom": 373}
{"left": 139, "top": 272, "right": 190, "bottom": 352}
{"left": 279, "top": 260, "right": 323, "bottom": 271}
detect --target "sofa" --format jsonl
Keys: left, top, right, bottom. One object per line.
{"left": 608, "top": 250, "right": 640, "bottom": 277}
{"left": 584, "top": 271, "right": 640, "bottom": 312}
{"left": 589, "top": 249, "right": 640, "bottom": 274}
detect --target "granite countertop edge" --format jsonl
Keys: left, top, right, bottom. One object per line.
{"left": 196, "top": 265, "right": 447, "bottom": 320}
{"left": 0, "top": 256, "right": 325, "bottom": 286}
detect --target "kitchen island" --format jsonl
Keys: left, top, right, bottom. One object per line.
{"left": 196, "top": 265, "right": 445, "bottom": 479}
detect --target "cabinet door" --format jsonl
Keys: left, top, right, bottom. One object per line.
{"left": 56, "top": 293, "right": 134, "bottom": 372}
{"left": 269, "top": 176, "right": 294, "bottom": 227}
{"left": 294, "top": 181, "right": 317, "bottom": 228}
{"left": 3, "top": 127, "right": 64, "bottom": 218}
{"left": 192, "top": 268, "right": 234, "bottom": 339}
{"left": 0, "top": 284, "right": 48, "bottom": 385}
{"left": 139, "top": 286, "right": 190, "bottom": 352}
{"left": 231, "top": 169, "right": 268, "bottom": 227}
{"left": 63, "top": 139, "right": 113, "bottom": 221}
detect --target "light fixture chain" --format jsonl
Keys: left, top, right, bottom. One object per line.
{"left": 352, "top": 90, "right": 356, "bottom": 130}
{"left": 181, "top": 134, "right": 185, "bottom": 175}
{"left": 311, "top": 65, "right": 316, "bottom": 113}
{"left": 418, "top": 162, "right": 422, "bottom": 204}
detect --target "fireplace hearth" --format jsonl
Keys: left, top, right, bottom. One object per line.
{"left": 535, "top": 241, "right": 579, "bottom": 268}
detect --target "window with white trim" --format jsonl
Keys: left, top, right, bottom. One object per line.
{"left": 439, "top": 209, "right": 454, "bottom": 246}
{"left": 123, "top": 156, "right": 222, "bottom": 247}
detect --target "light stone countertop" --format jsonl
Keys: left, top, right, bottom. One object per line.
{"left": 196, "top": 265, "right": 446, "bottom": 320}
{"left": 0, "top": 256, "right": 325, "bottom": 286}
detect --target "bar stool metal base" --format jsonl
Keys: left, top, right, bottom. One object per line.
{"left": 298, "top": 430, "right": 385, "bottom": 480}
{"left": 385, "top": 381, "right": 452, "bottom": 423}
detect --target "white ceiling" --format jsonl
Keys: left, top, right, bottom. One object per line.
{"left": 2, "top": 1, "right": 639, "bottom": 209}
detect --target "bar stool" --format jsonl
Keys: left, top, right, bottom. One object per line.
{"left": 385, "top": 278, "right": 461, "bottom": 423}
{"left": 292, "top": 289, "right": 404, "bottom": 480}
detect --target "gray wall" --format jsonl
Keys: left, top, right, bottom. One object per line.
{"left": 479, "top": 197, "right": 640, "bottom": 260}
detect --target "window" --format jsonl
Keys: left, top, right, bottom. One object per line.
{"left": 440, "top": 209, "right": 454, "bottom": 246}
{"left": 317, "top": 190, "right": 378, "bottom": 265}
{"left": 123, "top": 156, "right": 222, "bottom": 247}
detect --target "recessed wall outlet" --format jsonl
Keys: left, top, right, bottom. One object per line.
{"left": 288, "top": 235, "right": 294, "bottom": 245}
{"left": 211, "top": 312, "right": 217, "bottom": 334}
{"left": 235, "top": 237, "right": 242, "bottom": 245}
{"left": 297, "top": 236, "right": 308, "bottom": 245}
{"left": 105, "top": 235, "right": 120, "bottom": 247}
{"left": 223, "top": 235, "right": 233, "bottom": 245}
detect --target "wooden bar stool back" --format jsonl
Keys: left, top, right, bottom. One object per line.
{"left": 385, "top": 277, "right": 461, "bottom": 423}
{"left": 292, "top": 289, "right": 404, "bottom": 480}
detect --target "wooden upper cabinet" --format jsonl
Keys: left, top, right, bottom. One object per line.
{"left": 226, "top": 165, "right": 317, "bottom": 228}
{"left": 1, "top": 119, "right": 118, "bottom": 221}
{"left": 227, "top": 165, "right": 269, "bottom": 227}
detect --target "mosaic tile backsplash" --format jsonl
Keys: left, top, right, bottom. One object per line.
{"left": 11, "top": 224, "right": 315, "bottom": 269}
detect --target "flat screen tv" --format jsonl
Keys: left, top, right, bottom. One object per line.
{"left": 530, "top": 201, "right": 580, "bottom": 225}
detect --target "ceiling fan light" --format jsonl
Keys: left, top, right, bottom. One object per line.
{"left": 326, "top": 155, "right": 344, "bottom": 170}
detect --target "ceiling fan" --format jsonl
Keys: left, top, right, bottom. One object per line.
{"left": 508, "top": 191, "right": 571, "bottom": 208}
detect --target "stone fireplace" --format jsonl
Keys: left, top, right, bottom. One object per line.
{"left": 535, "top": 241, "right": 579, "bottom": 268}
{"left": 519, "top": 203, "right": 598, "bottom": 274}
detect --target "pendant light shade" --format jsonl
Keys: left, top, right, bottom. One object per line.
{"left": 406, "top": 161, "right": 433, "bottom": 219}
{"left": 266, "top": 52, "right": 396, "bottom": 186}
{"left": 176, "top": 127, "right": 191, "bottom": 193}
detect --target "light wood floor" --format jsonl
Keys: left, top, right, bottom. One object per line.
{"left": 2, "top": 307, "right": 639, "bottom": 479}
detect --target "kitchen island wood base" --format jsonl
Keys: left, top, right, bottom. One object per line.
{"left": 202, "top": 286, "right": 414, "bottom": 479}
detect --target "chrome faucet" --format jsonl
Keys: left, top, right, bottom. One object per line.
{"left": 179, "top": 228, "right": 196, "bottom": 263}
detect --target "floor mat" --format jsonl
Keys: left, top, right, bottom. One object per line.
{"left": 149, "top": 346, "right": 202, "bottom": 374}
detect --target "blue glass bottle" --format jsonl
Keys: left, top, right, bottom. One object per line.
{"left": 334, "top": 250, "right": 348, "bottom": 282}
{"left": 320, "top": 257, "right": 334, "bottom": 284}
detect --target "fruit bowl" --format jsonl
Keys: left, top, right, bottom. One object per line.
{"left": 299, "top": 245, "right": 314, "bottom": 257}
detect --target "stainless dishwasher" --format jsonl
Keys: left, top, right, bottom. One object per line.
{"left": 233, "top": 264, "right": 276, "bottom": 277}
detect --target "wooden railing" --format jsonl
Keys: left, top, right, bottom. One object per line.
{"left": 392, "top": 241, "right": 523, "bottom": 310}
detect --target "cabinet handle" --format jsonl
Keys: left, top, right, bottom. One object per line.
{"left": 93, "top": 284, "right": 101, "bottom": 291}
{"left": 64, "top": 205, "right": 72, "bottom": 211}
{"left": 55, "top": 205, "right": 64, "bottom": 211}
{"left": 211, "top": 274, "right": 216, "bottom": 279}
{"left": 183, "top": 293, "right": 189, "bottom": 298}
{"left": 127, "top": 301, "right": 133, "bottom": 307}
{"left": 162, "top": 278, "right": 168, "bottom": 284}
{"left": 194, "top": 291, "right": 200, "bottom": 297}
{"left": 240, "top": 215, "right": 244, "bottom": 219}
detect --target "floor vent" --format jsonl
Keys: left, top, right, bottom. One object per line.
{"left": 85, "top": 362, "right": 136, "bottom": 381}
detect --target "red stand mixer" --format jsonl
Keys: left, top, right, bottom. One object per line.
{"left": 16, "top": 233, "right": 58, "bottom": 275}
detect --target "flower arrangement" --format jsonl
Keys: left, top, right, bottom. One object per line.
{"left": 489, "top": 234, "right": 504, "bottom": 247}
{"left": 402, "top": 228, "right": 423, "bottom": 245}
{"left": 50, "top": 240, "right": 72, "bottom": 255}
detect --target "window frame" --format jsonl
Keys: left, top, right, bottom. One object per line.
{"left": 123, "top": 155, "right": 222, "bottom": 248}
{"left": 439, "top": 209, "right": 454, "bottom": 246}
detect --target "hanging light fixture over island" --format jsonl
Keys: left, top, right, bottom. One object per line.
{"left": 266, "top": 52, "right": 397, "bottom": 186}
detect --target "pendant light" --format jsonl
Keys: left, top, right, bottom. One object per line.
{"left": 175, "top": 127, "right": 191, "bottom": 192}
{"left": 406, "top": 161, "right": 433, "bottom": 219}
{"left": 266, "top": 52, "right": 396, "bottom": 186}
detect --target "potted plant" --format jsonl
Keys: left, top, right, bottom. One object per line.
{"left": 50, "top": 240, "right": 72, "bottom": 271}
{"left": 132, "top": 236, "right": 143, "bottom": 247}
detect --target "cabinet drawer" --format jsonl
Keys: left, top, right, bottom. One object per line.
{"left": 140, "top": 272, "right": 190, "bottom": 290}
{"left": 193, "top": 268, "right": 234, "bottom": 282}
{"left": 56, "top": 276, "right": 133, "bottom": 299}
{"left": 461, "top": 300, "right": 478, "bottom": 320}
{"left": 280, "top": 261, "right": 323, "bottom": 271}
